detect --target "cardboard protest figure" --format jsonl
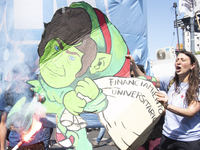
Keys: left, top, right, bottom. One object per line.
{"left": 26, "top": 2, "right": 129, "bottom": 150}
{"left": 6, "top": 1, "right": 163, "bottom": 150}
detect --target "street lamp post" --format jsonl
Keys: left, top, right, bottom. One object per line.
{"left": 190, "top": 1, "right": 195, "bottom": 55}
{"left": 173, "top": 2, "right": 180, "bottom": 51}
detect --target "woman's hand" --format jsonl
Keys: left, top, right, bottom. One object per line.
{"left": 156, "top": 91, "right": 169, "bottom": 109}
{"left": 156, "top": 91, "right": 200, "bottom": 118}
{"left": 125, "top": 55, "right": 135, "bottom": 66}
{"left": 125, "top": 55, "right": 144, "bottom": 77}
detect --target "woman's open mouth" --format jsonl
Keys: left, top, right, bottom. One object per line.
{"left": 176, "top": 66, "right": 181, "bottom": 72}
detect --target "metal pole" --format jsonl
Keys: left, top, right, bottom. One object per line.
{"left": 173, "top": 2, "right": 180, "bottom": 51}
{"left": 182, "top": 27, "right": 185, "bottom": 50}
{"left": 190, "top": 1, "right": 195, "bottom": 54}
{"left": 190, "top": 17, "right": 195, "bottom": 54}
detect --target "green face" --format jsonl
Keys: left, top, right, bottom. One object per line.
{"left": 39, "top": 38, "right": 84, "bottom": 88}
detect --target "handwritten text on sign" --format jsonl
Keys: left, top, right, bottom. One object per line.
{"left": 95, "top": 77, "right": 164, "bottom": 122}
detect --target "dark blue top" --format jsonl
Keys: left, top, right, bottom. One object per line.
{"left": 8, "top": 126, "right": 49, "bottom": 147}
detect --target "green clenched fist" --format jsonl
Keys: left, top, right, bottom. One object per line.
{"left": 64, "top": 91, "right": 86, "bottom": 116}
{"left": 75, "top": 77, "right": 99, "bottom": 100}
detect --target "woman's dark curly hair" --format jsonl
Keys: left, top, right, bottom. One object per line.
{"left": 174, "top": 51, "right": 200, "bottom": 105}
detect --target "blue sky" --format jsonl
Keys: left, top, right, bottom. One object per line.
{"left": 147, "top": 0, "right": 184, "bottom": 61}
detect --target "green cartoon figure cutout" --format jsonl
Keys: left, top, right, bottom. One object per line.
{"left": 27, "top": 2, "right": 129, "bottom": 150}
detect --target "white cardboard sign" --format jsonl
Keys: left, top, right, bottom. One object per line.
{"left": 95, "top": 77, "right": 164, "bottom": 150}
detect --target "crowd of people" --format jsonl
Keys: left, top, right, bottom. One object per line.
{"left": 0, "top": 50, "right": 200, "bottom": 150}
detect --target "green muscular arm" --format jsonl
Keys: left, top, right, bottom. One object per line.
{"left": 64, "top": 77, "right": 108, "bottom": 115}
{"left": 83, "top": 90, "right": 108, "bottom": 113}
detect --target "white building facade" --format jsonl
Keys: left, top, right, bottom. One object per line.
{"left": 184, "top": 31, "right": 200, "bottom": 53}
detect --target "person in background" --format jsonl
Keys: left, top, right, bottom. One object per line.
{"left": 130, "top": 64, "right": 146, "bottom": 78}
{"left": 0, "top": 62, "right": 52, "bottom": 150}
{"left": 127, "top": 51, "right": 200, "bottom": 150}
{"left": 0, "top": 68, "right": 17, "bottom": 150}
{"left": 137, "top": 65, "right": 146, "bottom": 76}
{"left": 91, "top": 127, "right": 106, "bottom": 147}
{"left": 0, "top": 110, "right": 7, "bottom": 150}
{"left": 0, "top": 71, "right": 7, "bottom": 150}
